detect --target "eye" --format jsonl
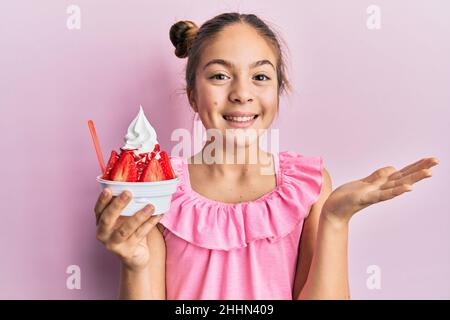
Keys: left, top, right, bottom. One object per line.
{"left": 209, "top": 73, "right": 229, "bottom": 81}
{"left": 253, "top": 74, "right": 271, "bottom": 81}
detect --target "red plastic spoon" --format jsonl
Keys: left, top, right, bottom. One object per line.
{"left": 87, "top": 119, "right": 106, "bottom": 174}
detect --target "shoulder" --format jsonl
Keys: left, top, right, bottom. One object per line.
{"left": 323, "top": 167, "right": 332, "bottom": 191}
{"left": 309, "top": 166, "right": 333, "bottom": 216}
{"left": 278, "top": 151, "right": 331, "bottom": 218}
{"left": 278, "top": 151, "right": 330, "bottom": 209}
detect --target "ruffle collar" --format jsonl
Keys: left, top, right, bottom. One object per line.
{"left": 159, "top": 151, "right": 324, "bottom": 251}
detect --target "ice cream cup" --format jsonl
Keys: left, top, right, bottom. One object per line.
{"left": 96, "top": 175, "right": 180, "bottom": 216}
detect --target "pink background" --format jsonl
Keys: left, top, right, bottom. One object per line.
{"left": 1, "top": 0, "right": 449, "bottom": 299}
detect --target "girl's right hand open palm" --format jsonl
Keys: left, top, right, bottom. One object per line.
{"left": 94, "top": 188, "right": 163, "bottom": 272}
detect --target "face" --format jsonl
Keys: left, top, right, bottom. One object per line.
{"left": 189, "top": 23, "right": 279, "bottom": 149}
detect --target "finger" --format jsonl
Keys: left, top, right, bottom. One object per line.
{"left": 381, "top": 168, "right": 433, "bottom": 190}
{"left": 380, "top": 184, "right": 413, "bottom": 201}
{"left": 362, "top": 166, "right": 397, "bottom": 183}
{"left": 97, "top": 191, "right": 132, "bottom": 239}
{"left": 363, "top": 184, "right": 413, "bottom": 204}
{"left": 388, "top": 158, "right": 425, "bottom": 180}
{"left": 94, "top": 188, "right": 112, "bottom": 225}
{"left": 128, "top": 213, "right": 163, "bottom": 245}
{"left": 109, "top": 204, "right": 154, "bottom": 244}
{"left": 389, "top": 157, "right": 439, "bottom": 180}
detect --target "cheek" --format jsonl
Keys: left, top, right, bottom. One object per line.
{"left": 200, "top": 100, "right": 221, "bottom": 116}
{"left": 196, "top": 82, "right": 224, "bottom": 111}
{"left": 260, "top": 91, "right": 279, "bottom": 116}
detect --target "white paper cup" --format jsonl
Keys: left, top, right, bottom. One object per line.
{"left": 96, "top": 175, "right": 180, "bottom": 216}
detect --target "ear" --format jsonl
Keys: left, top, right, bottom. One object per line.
{"left": 188, "top": 89, "right": 198, "bottom": 113}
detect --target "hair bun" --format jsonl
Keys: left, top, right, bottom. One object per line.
{"left": 169, "top": 20, "right": 198, "bottom": 58}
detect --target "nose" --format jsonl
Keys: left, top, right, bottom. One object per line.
{"left": 229, "top": 78, "right": 254, "bottom": 104}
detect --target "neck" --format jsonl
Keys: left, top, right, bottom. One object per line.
{"left": 190, "top": 139, "right": 274, "bottom": 179}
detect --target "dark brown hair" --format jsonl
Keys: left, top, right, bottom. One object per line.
{"left": 169, "top": 12, "right": 291, "bottom": 105}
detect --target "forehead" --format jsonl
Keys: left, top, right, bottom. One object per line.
{"left": 199, "top": 23, "right": 277, "bottom": 67}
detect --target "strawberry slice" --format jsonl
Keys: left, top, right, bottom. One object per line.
{"left": 153, "top": 144, "right": 160, "bottom": 153}
{"left": 120, "top": 148, "right": 140, "bottom": 161}
{"left": 158, "top": 151, "right": 176, "bottom": 180}
{"left": 135, "top": 156, "right": 148, "bottom": 179}
{"left": 110, "top": 152, "right": 138, "bottom": 182}
{"left": 139, "top": 157, "right": 166, "bottom": 182}
{"left": 102, "top": 150, "right": 119, "bottom": 180}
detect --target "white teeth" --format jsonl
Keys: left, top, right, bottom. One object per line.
{"left": 224, "top": 115, "right": 256, "bottom": 122}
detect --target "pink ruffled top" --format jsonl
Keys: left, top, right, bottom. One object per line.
{"left": 159, "top": 151, "right": 324, "bottom": 300}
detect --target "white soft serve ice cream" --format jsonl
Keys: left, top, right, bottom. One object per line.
{"left": 122, "top": 105, "right": 159, "bottom": 155}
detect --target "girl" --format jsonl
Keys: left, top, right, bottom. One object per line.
{"left": 93, "top": 13, "right": 439, "bottom": 300}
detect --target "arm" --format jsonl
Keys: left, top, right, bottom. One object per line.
{"left": 293, "top": 167, "right": 350, "bottom": 300}
{"left": 294, "top": 156, "right": 439, "bottom": 299}
{"left": 296, "top": 211, "right": 351, "bottom": 299}
{"left": 94, "top": 188, "right": 167, "bottom": 300}
{"left": 119, "top": 223, "right": 166, "bottom": 300}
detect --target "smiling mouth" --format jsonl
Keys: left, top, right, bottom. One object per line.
{"left": 222, "top": 114, "right": 259, "bottom": 122}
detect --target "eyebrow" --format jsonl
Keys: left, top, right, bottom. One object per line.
{"left": 203, "top": 59, "right": 275, "bottom": 71}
